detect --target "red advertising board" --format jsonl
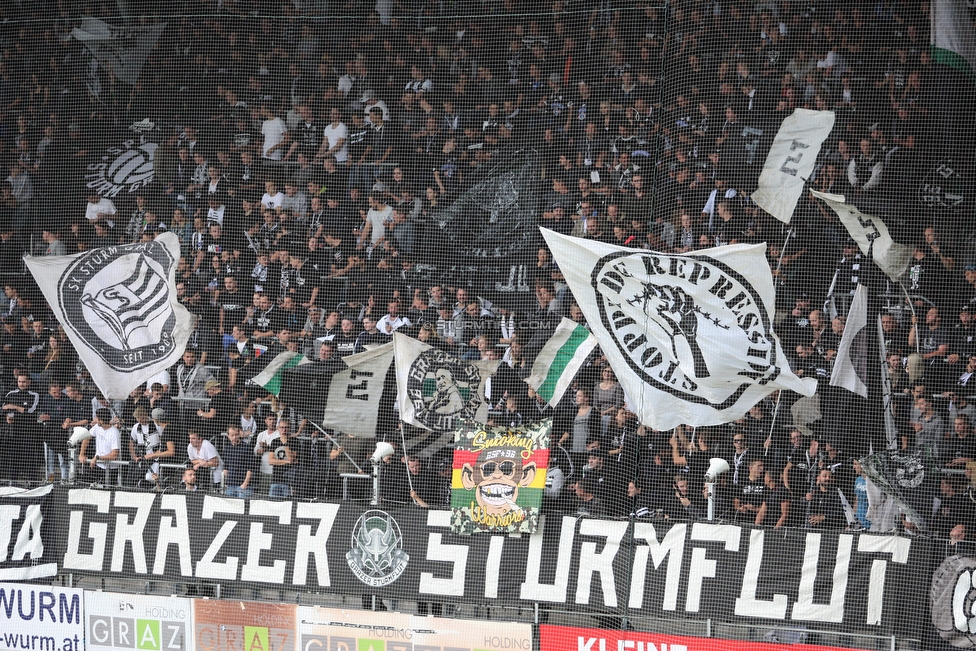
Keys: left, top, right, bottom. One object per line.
{"left": 539, "top": 625, "right": 853, "bottom": 651}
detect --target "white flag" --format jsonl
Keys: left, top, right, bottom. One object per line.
{"left": 70, "top": 18, "right": 166, "bottom": 85}
{"left": 810, "top": 190, "right": 912, "bottom": 281}
{"left": 931, "top": 0, "right": 976, "bottom": 77}
{"left": 752, "top": 109, "right": 835, "bottom": 223}
{"left": 394, "top": 333, "right": 498, "bottom": 432}
{"left": 24, "top": 233, "right": 195, "bottom": 399}
{"left": 541, "top": 229, "right": 815, "bottom": 430}
{"left": 829, "top": 284, "right": 870, "bottom": 398}
{"left": 526, "top": 318, "right": 598, "bottom": 406}
{"left": 322, "top": 342, "right": 395, "bottom": 437}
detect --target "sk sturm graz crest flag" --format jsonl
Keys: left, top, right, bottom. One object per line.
{"left": 451, "top": 419, "right": 550, "bottom": 535}
{"left": 24, "top": 233, "right": 195, "bottom": 399}
{"left": 394, "top": 333, "right": 498, "bottom": 432}
{"left": 541, "top": 229, "right": 815, "bottom": 430}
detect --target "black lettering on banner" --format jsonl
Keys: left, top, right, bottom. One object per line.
{"left": 778, "top": 140, "right": 809, "bottom": 176}
{"left": 345, "top": 370, "right": 373, "bottom": 401}
{"left": 855, "top": 213, "right": 882, "bottom": 243}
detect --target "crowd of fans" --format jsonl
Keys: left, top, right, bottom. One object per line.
{"left": 0, "top": 0, "right": 970, "bottom": 537}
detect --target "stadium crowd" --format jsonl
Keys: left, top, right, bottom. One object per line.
{"left": 0, "top": 0, "right": 970, "bottom": 537}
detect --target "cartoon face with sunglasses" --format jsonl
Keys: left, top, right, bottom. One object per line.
{"left": 460, "top": 446, "right": 537, "bottom": 520}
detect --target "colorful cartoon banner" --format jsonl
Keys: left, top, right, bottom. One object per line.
{"left": 450, "top": 420, "right": 550, "bottom": 535}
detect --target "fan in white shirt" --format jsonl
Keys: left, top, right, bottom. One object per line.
{"left": 261, "top": 180, "right": 285, "bottom": 212}
{"left": 260, "top": 105, "right": 289, "bottom": 161}
{"left": 187, "top": 430, "right": 224, "bottom": 485}
{"left": 319, "top": 107, "right": 350, "bottom": 164}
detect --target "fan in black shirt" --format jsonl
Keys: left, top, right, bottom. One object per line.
{"left": 733, "top": 458, "right": 768, "bottom": 525}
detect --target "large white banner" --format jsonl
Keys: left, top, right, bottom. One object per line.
{"left": 394, "top": 333, "right": 498, "bottom": 432}
{"left": 752, "top": 109, "right": 836, "bottom": 224}
{"left": 322, "top": 342, "right": 394, "bottom": 437}
{"left": 24, "top": 233, "right": 195, "bottom": 399}
{"left": 0, "top": 583, "right": 84, "bottom": 650}
{"left": 541, "top": 229, "right": 815, "bottom": 429}
{"left": 85, "top": 591, "right": 192, "bottom": 651}
{"left": 810, "top": 190, "right": 912, "bottom": 281}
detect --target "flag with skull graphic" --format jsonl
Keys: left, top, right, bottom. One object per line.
{"left": 541, "top": 229, "right": 815, "bottom": 430}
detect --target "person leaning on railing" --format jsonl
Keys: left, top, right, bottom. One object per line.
{"left": 78, "top": 408, "right": 120, "bottom": 486}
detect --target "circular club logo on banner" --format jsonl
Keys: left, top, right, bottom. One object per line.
{"left": 931, "top": 555, "right": 976, "bottom": 647}
{"left": 918, "top": 158, "right": 967, "bottom": 211}
{"left": 58, "top": 240, "right": 178, "bottom": 372}
{"left": 406, "top": 348, "right": 482, "bottom": 430}
{"left": 345, "top": 510, "right": 409, "bottom": 588}
{"left": 592, "top": 250, "right": 779, "bottom": 408}
{"left": 85, "top": 138, "right": 158, "bottom": 197}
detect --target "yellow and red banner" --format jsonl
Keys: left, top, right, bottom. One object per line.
{"left": 450, "top": 419, "right": 551, "bottom": 535}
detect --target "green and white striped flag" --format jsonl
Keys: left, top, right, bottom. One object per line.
{"left": 526, "top": 318, "right": 598, "bottom": 406}
{"left": 932, "top": 0, "right": 976, "bottom": 77}
{"left": 251, "top": 350, "right": 309, "bottom": 396}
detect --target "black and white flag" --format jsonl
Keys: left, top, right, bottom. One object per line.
{"left": 811, "top": 190, "right": 912, "bottom": 281}
{"left": 860, "top": 446, "right": 939, "bottom": 534}
{"left": 323, "top": 342, "right": 394, "bottom": 437}
{"left": 752, "top": 109, "right": 836, "bottom": 223}
{"left": 24, "top": 233, "right": 195, "bottom": 399}
{"left": 830, "top": 284, "right": 870, "bottom": 398}
{"left": 394, "top": 333, "right": 497, "bottom": 433}
{"left": 70, "top": 18, "right": 166, "bottom": 87}
{"left": 541, "top": 229, "right": 815, "bottom": 430}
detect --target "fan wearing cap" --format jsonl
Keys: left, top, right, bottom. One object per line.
{"left": 351, "top": 106, "right": 393, "bottom": 192}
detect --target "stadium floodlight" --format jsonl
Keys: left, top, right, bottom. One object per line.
{"left": 705, "top": 457, "right": 730, "bottom": 521}
{"left": 370, "top": 442, "right": 395, "bottom": 464}
{"left": 370, "top": 441, "right": 396, "bottom": 506}
{"left": 67, "top": 426, "right": 92, "bottom": 448}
